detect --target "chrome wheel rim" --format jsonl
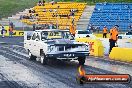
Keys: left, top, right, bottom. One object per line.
{"left": 28, "top": 51, "right": 31, "bottom": 58}
{"left": 40, "top": 55, "right": 44, "bottom": 64}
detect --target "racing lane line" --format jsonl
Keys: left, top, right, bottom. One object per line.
{"left": 0, "top": 46, "right": 131, "bottom": 88}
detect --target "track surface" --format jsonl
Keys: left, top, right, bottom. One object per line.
{"left": 0, "top": 37, "right": 131, "bottom": 88}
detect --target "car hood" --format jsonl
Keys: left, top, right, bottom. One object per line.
{"left": 45, "top": 39, "right": 83, "bottom": 45}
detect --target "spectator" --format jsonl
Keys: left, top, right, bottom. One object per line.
{"left": 45, "top": 23, "right": 49, "bottom": 29}
{"left": 9, "top": 26, "right": 13, "bottom": 37}
{"left": 32, "top": 9, "right": 35, "bottom": 13}
{"left": 97, "top": 26, "right": 100, "bottom": 33}
{"left": 103, "top": 26, "right": 108, "bottom": 38}
{"left": 29, "top": 14, "right": 33, "bottom": 19}
{"left": 67, "top": 14, "right": 70, "bottom": 19}
{"left": 29, "top": 10, "right": 32, "bottom": 13}
{"left": 89, "top": 24, "right": 94, "bottom": 33}
{"left": 57, "top": 5, "right": 60, "bottom": 9}
{"left": 53, "top": 9, "right": 57, "bottom": 12}
{"left": 72, "top": 16, "right": 75, "bottom": 25}
{"left": 43, "top": 9, "right": 46, "bottom": 12}
{"left": 109, "top": 26, "right": 119, "bottom": 54}
{"left": 25, "top": 14, "right": 30, "bottom": 19}
{"left": 66, "top": 26, "right": 69, "bottom": 30}
{"left": 38, "top": 1, "right": 42, "bottom": 6}
{"left": 50, "top": 0, "right": 55, "bottom": 5}
{"left": 20, "top": 15, "right": 23, "bottom": 20}
{"left": 52, "top": 13, "right": 55, "bottom": 17}
{"left": 70, "top": 9, "right": 75, "bottom": 16}
{"left": 36, "top": 14, "right": 39, "bottom": 17}
{"left": 49, "top": 9, "right": 53, "bottom": 12}
{"left": 42, "top": 0, "right": 45, "bottom": 6}
{"left": 69, "top": 24, "right": 76, "bottom": 37}
{"left": 1, "top": 26, "right": 5, "bottom": 38}
{"left": 33, "top": 23, "right": 36, "bottom": 31}
{"left": 9, "top": 22, "right": 13, "bottom": 28}
{"left": 36, "top": 26, "right": 39, "bottom": 30}
{"left": 53, "top": 24, "right": 57, "bottom": 29}
{"left": 129, "top": 24, "right": 132, "bottom": 29}
{"left": 49, "top": 23, "right": 53, "bottom": 29}
{"left": 104, "top": 1, "right": 107, "bottom": 5}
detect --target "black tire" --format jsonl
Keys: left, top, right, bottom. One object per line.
{"left": 86, "top": 35, "right": 90, "bottom": 37}
{"left": 78, "top": 57, "right": 85, "bottom": 66}
{"left": 28, "top": 50, "right": 36, "bottom": 60}
{"left": 76, "top": 76, "right": 86, "bottom": 85}
{"left": 40, "top": 52, "right": 48, "bottom": 65}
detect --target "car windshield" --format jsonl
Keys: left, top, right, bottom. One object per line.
{"left": 78, "top": 31, "right": 91, "bottom": 34}
{"left": 41, "top": 31, "right": 74, "bottom": 40}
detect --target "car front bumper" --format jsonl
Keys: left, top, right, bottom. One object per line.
{"left": 46, "top": 51, "right": 89, "bottom": 59}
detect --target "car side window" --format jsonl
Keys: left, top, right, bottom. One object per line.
{"left": 41, "top": 32, "right": 48, "bottom": 40}
{"left": 36, "top": 33, "right": 40, "bottom": 40}
{"left": 49, "top": 32, "right": 54, "bottom": 36}
{"left": 27, "top": 32, "right": 33, "bottom": 40}
{"left": 32, "top": 33, "right": 36, "bottom": 40}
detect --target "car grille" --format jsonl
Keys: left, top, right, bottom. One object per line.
{"left": 58, "top": 45, "right": 79, "bottom": 51}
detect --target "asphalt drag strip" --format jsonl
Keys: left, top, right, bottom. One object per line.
{"left": 0, "top": 45, "right": 131, "bottom": 88}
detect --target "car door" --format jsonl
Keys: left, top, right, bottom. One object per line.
{"left": 33, "top": 33, "right": 42, "bottom": 57}
{"left": 30, "top": 33, "right": 37, "bottom": 56}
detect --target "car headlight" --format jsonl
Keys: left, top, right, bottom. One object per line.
{"left": 82, "top": 45, "right": 89, "bottom": 51}
{"left": 85, "top": 45, "right": 89, "bottom": 51}
{"left": 48, "top": 45, "right": 56, "bottom": 52}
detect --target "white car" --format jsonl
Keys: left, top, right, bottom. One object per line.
{"left": 118, "top": 32, "right": 132, "bottom": 39}
{"left": 24, "top": 29, "right": 89, "bottom": 65}
{"left": 75, "top": 30, "right": 96, "bottom": 38}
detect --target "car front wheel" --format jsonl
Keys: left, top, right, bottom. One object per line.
{"left": 78, "top": 57, "right": 85, "bottom": 66}
{"left": 28, "top": 50, "right": 36, "bottom": 60}
{"left": 40, "top": 53, "right": 48, "bottom": 65}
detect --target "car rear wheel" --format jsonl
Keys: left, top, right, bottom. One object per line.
{"left": 28, "top": 50, "right": 36, "bottom": 60}
{"left": 40, "top": 53, "right": 48, "bottom": 65}
{"left": 78, "top": 57, "right": 85, "bottom": 66}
